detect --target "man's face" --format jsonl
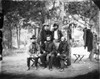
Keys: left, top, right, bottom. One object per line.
{"left": 44, "top": 26, "right": 47, "bottom": 30}
{"left": 31, "top": 39, "right": 36, "bottom": 43}
{"left": 61, "top": 37, "right": 65, "bottom": 41}
{"left": 46, "top": 25, "right": 50, "bottom": 30}
{"left": 54, "top": 25, "right": 58, "bottom": 30}
{"left": 46, "top": 37, "right": 51, "bottom": 41}
{"left": 44, "top": 25, "right": 50, "bottom": 30}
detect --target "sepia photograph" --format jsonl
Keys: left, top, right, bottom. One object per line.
{"left": 0, "top": 0, "right": 100, "bottom": 79}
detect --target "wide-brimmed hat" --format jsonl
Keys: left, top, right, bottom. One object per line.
{"left": 53, "top": 23, "right": 59, "bottom": 27}
{"left": 30, "top": 35, "right": 36, "bottom": 39}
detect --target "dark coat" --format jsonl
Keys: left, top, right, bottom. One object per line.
{"left": 85, "top": 29, "right": 93, "bottom": 52}
{"left": 29, "top": 42, "right": 39, "bottom": 54}
{"left": 83, "top": 27, "right": 87, "bottom": 45}
{"left": 41, "top": 41, "right": 56, "bottom": 54}
{"left": 40, "top": 29, "right": 54, "bottom": 44}
{"left": 53, "top": 30, "right": 63, "bottom": 42}
{"left": 67, "top": 27, "right": 72, "bottom": 40}
{"left": 58, "top": 41, "right": 70, "bottom": 56}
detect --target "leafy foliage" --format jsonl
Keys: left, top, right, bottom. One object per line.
{"left": 3, "top": 1, "right": 46, "bottom": 29}
{"left": 2, "top": 0, "right": 99, "bottom": 49}
{"left": 67, "top": 1, "right": 99, "bottom": 22}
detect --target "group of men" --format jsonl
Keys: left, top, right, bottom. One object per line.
{"left": 27, "top": 23, "right": 71, "bottom": 71}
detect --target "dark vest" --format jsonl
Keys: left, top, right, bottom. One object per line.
{"left": 44, "top": 41, "right": 56, "bottom": 53}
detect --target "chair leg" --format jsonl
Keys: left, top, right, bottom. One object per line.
{"left": 78, "top": 55, "right": 84, "bottom": 62}
{"left": 64, "top": 59, "right": 67, "bottom": 66}
{"left": 74, "top": 54, "right": 80, "bottom": 63}
{"left": 31, "top": 59, "right": 35, "bottom": 67}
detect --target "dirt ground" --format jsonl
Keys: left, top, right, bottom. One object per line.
{"left": 0, "top": 47, "right": 100, "bottom": 79}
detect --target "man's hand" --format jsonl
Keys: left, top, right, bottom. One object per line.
{"left": 43, "top": 51, "right": 46, "bottom": 53}
{"left": 57, "top": 53, "right": 60, "bottom": 56}
{"left": 37, "top": 51, "right": 41, "bottom": 56}
{"left": 30, "top": 54, "right": 34, "bottom": 58}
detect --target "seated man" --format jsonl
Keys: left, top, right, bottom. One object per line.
{"left": 40, "top": 35, "right": 56, "bottom": 70}
{"left": 27, "top": 35, "right": 40, "bottom": 70}
{"left": 58, "top": 37, "right": 71, "bottom": 71}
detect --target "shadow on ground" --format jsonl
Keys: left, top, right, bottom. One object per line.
{"left": 0, "top": 70, "right": 99, "bottom": 79}
{"left": 1, "top": 48, "right": 100, "bottom": 79}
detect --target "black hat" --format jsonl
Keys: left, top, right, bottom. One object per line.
{"left": 30, "top": 35, "right": 36, "bottom": 39}
{"left": 53, "top": 23, "right": 59, "bottom": 27}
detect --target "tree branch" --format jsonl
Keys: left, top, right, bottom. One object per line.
{"left": 71, "top": 15, "right": 87, "bottom": 26}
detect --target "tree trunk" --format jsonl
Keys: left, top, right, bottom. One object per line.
{"left": 16, "top": 26, "right": 19, "bottom": 48}
{"left": 19, "top": 25, "right": 21, "bottom": 49}
{"left": 9, "top": 28, "right": 12, "bottom": 49}
{"left": 7, "top": 24, "right": 12, "bottom": 49}
{"left": 16, "top": 24, "right": 20, "bottom": 49}
{"left": 98, "top": 11, "right": 100, "bottom": 39}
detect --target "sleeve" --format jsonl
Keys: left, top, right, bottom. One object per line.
{"left": 28, "top": 44, "right": 32, "bottom": 55}
{"left": 40, "top": 30, "right": 42, "bottom": 41}
{"left": 36, "top": 43, "right": 41, "bottom": 55}
{"left": 40, "top": 30, "right": 44, "bottom": 44}
{"left": 40, "top": 42, "right": 45, "bottom": 52}
{"left": 36, "top": 43, "right": 40, "bottom": 51}
{"left": 64, "top": 42, "right": 70, "bottom": 56}
{"left": 51, "top": 31, "right": 54, "bottom": 41}
{"left": 58, "top": 43, "right": 62, "bottom": 54}
{"left": 51, "top": 43, "right": 56, "bottom": 53}
{"left": 58, "top": 30, "right": 63, "bottom": 40}
{"left": 60, "top": 30, "right": 63, "bottom": 38}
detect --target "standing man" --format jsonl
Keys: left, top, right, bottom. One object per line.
{"left": 40, "top": 23, "right": 54, "bottom": 68}
{"left": 40, "top": 23, "right": 54, "bottom": 45}
{"left": 52, "top": 23, "right": 63, "bottom": 67}
{"left": 83, "top": 25, "right": 94, "bottom": 61}
{"left": 53, "top": 23, "right": 63, "bottom": 42}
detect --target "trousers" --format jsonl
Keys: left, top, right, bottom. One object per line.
{"left": 27, "top": 57, "right": 39, "bottom": 68}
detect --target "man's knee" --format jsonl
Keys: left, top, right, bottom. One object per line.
{"left": 67, "top": 57, "right": 71, "bottom": 66}
{"left": 49, "top": 54, "right": 55, "bottom": 62}
{"left": 60, "top": 60, "right": 64, "bottom": 67}
{"left": 34, "top": 57, "right": 38, "bottom": 61}
{"left": 27, "top": 57, "right": 31, "bottom": 61}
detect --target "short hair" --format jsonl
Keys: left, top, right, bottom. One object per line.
{"left": 46, "top": 35, "right": 51, "bottom": 38}
{"left": 53, "top": 23, "right": 59, "bottom": 28}
{"left": 30, "top": 35, "right": 36, "bottom": 40}
{"left": 46, "top": 35, "right": 51, "bottom": 40}
{"left": 61, "top": 36, "right": 66, "bottom": 40}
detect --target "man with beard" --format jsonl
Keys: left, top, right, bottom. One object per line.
{"left": 40, "top": 23, "right": 54, "bottom": 45}
{"left": 40, "top": 23, "right": 54, "bottom": 68}
{"left": 53, "top": 23, "right": 63, "bottom": 42}
{"left": 27, "top": 35, "right": 40, "bottom": 70}
{"left": 40, "top": 35, "right": 56, "bottom": 70}
{"left": 57, "top": 37, "right": 71, "bottom": 71}
{"left": 52, "top": 23, "right": 63, "bottom": 67}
